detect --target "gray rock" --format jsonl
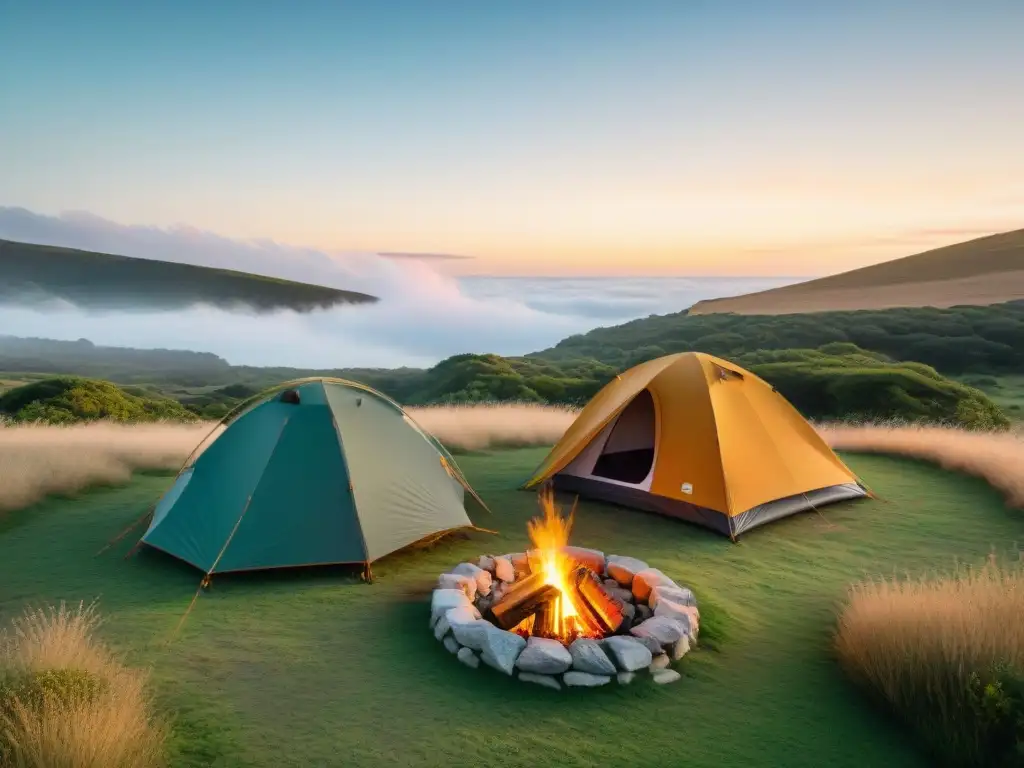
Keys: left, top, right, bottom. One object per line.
{"left": 479, "top": 627, "right": 527, "bottom": 676}
{"left": 603, "top": 635, "right": 654, "bottom": 672}
{"left": 616, "top": 671, "right": 636, "bottom": 685}
{"left": 568, "top": 638, "right": 617, "bottom": 676}
{"left": 652, "top": 669, "right": 681, "bottom": 685}
{"left": 606, "top": 585, "right": 634, "bottom": 604}
{"left": 490, "top": 582, "right": 510, "bottom": 604}
{"left": 632, "top": 568, "right": 676, "bottom": 603}
{"left": 631, "top": 634, "right": 664, "bottom": 656}
{"left": 670, "top": 635, "right": 691, "bottom": 661}
{"left": 437, "top": 573, "right": 477, "bottom": 600}
{"left": 494, "top": 556, "right": 515, "bottom": 583}
{"left": 630, "top": 616, "right": 686, "bottom": 646}
{"left": 475, "top": 568, "right": 493, "bottom": 598}
{"left": 450, "top": 562, "right": 483, "bottom": 579}
{"left": 563, "top": 671, "right": 611, "bottom": 687}
{"left": 606, "top": 555, "right": 649, "bottom": 587}
{"left": 446, "top": 605, "right": 481, "bottom": 628}
{"left": 457, "top": 647, "right": 480, "bottom": 669}
{"left": 430, "top": 589, "right": 478, "bottom": 627}
{"left": 649, "top": 585, "right": 697, "bottom": 609}
{"left": 649, "top": 654, "right": 670, "bottom": 672}
{"left": 475, "top": 595, "right": 494, "bottom": 614}
{"left": 449, "top": 616, "right": 492, "bottom": 650}
{"left": 443, "top": 636, "right": 459, "bottom": 654}
{"left": 653, "top": 600, "right": 699, "bottom": 639}
{"left": 433, "top": 614, "right": 450, "bottom": 641}
{"left": 519, "top": 672, "right": 562, "bottom": 691}
{"left": 478, "top": 555, "right": 496, "bottom": 573}
{"left": 603, "top": 578, "right": 620, "bottom": 590}
{"left": 504, "top": 552, "right": 529, "bottom": 576}
{"left": 635, "top": 604, "right": 653, "bottom": 623}
{"left": 516, "top": 637, "right": 573, "bottom": 675}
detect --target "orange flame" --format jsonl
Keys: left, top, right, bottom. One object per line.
{"left": 513, "top": 485, "right": 602, "bottom": 643}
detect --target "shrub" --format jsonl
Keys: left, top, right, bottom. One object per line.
{"left": 0, "top": 601, "right": 167, "bottom": 767}
{"left": 834, "top": 557, "right": 1024, "bottom": 766}
{"left": 0, "top": 378, "right": 197, "bottom": 425}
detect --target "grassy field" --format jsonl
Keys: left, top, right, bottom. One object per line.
{"left": 990, "top": 376, "right": 1024, "bottom": 418}
{"left": 688, "top": 228, "right": 1024, "bottom": 315}
{"left": 1, "top": 448, "right": 1020, "bottom": 767}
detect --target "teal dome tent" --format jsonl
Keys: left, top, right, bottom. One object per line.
{"left": 134, "top": 378, "right": 490, "bottom": 580}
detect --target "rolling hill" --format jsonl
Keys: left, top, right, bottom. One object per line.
{"left": 689, "top": 229, "right": 1024, "bottom": 315}
{"left": 0, "top": 238, "right": 378, "bottom": 312}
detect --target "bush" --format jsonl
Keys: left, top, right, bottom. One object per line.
{"left": 834, "top": 557, "right": 1024, "bottom": 766}
{"left": 742, "top": 348, "right": 1010, "bottom": 430}
{"left": 0, "top": 377, "right": 198, "bottom": 425}
{"left": 0, "top": 601, "right": 167, "bottom": 767}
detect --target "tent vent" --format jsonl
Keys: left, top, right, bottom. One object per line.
{"left": 280, "top": 389, "right": 301, "bottom": 405}
{"left": 356, "top": 398, "right": 362, "bottom": 407}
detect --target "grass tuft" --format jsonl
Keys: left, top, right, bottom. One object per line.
{"left": 0, "top": 601, "right": 167, "bottom": 768}
{"left": 834, "top": 556, "right": 1024, "bottom": 766}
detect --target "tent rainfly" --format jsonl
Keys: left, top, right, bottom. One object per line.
{"left": 523, "top": 352, "right": 868, "bottom": 540}
{"left": 136, "top": 378, "right": 489, "bottom": 578}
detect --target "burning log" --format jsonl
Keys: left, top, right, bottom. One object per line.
{"left": 489, "top": 570, "right": 560, "bottom": 630}
{"left": 532, "top": 594, "right": 562, "bottom": 640}
{"left": 569, "top": 566, "right": 625, "bottom": 635}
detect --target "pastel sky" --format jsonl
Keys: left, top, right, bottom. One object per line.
{"left": 1, "top": 0, "right": 1022, "bottom": 276}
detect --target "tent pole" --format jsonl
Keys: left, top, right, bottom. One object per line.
{"left": 96, "top": 507, "right": 154, "bottom": 556}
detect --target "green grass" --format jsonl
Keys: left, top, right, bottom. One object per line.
{"left": 0, "top": 451, "right": 1020, "bottom": 767}
{"left": 990, "top": 376, "right": 1024, "bottom": 419}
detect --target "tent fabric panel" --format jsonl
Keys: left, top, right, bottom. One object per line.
{"left": 213, "top": 404, "right": 366, "bottom": 572}
{"left": 551, "top": 474, "right": 733, "bottom": 537}
{"left": 323, "top": 382, "right": 472, "bottom": 562}
{"left": 524, "top": 354, "right": 683, "bottom": 488}
{"left": 702, "top": 355, "right": 860, "bottom": 515}
{"left": 646, "top": 354, "right": 731, "bottom": 514}
{"left": 141, "top": 400, "right": 293, "bottom": 571}
{"left": 147, "top": 467, "right": 193, "bottom": 533}
{"left": 730, "top": 482, "right": 868, "bottom": 536}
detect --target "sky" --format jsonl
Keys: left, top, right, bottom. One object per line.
{"left": 2, "top": 0, "right": 1022, "bottom": 277}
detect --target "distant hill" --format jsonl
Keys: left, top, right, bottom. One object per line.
{"left": 689, "top": 229, "right": 1024, "bottom": 315}
{"left": 0, "top": 238, "right": 378, "bottom": 312}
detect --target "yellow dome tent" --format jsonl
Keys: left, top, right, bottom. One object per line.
{"left": 523, "top": 352, "right": 868, "bottom": 540}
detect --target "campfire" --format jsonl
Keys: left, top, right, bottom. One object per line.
{"left": 430, "top": 485, "right": 701, "bottom": 689}
{"left": 491, "top": 487, "right": 625, "bottom": 644}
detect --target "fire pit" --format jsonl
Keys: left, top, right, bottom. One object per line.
{"left": 430, "top": 488, "right": 699, "bottom": 690}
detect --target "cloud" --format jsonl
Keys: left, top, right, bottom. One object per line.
{"left": 0, "top": 207, "right": 794, "bottom": 368}
{"left": 378, "top": 252, "right": 476, "bottom": 261}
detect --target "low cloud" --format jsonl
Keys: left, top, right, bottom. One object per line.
{"left": 0, "top": 207, "right": 793, "bottom": 368}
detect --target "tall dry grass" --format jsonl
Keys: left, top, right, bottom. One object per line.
{"left": 834, "top": 557, "right": 1024, "bottom": 765}
{"left": 0, "top": 405, "right": 577, "bottom": 514}
{"left": 406, "top": 403, "right": 577, "bottom": 452}
{"left": 2, "top": 408, "right": 1021, "bottom": 518}
{"left": 0, "top": 601, "right": 167, "bottom": 767}
{"left": 0, "top": 422, "right": 216, "bottom": 514}
{"left": 821, "top": 424, "right": 1024, "bottom": 508}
